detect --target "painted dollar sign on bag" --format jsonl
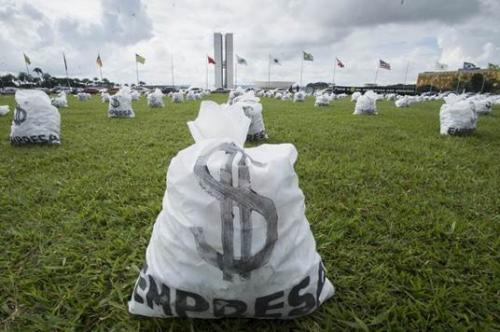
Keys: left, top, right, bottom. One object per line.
{"left": 14, "top": 106, "right": 27, "bottom": 125}
{"left": 191, "top": 142, "right": 278, "bottom": 281}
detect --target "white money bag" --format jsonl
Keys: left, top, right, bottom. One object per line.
{"left": 129, "top": 101, "right": 334, "bottom": 319}
{"left": 440, "top": 99, "right": 477, "bottom": 135}
{"left": 108, "top": 87, "right": 135, "bottom": 118}
{"left": 353, "top": 91, "right": 378, "bottom": 115}
{"left": 147, "top": 88, "right": 165, "bottom": 108}
{"left": 10, "top": 89, "right": 61, "bottom": 145}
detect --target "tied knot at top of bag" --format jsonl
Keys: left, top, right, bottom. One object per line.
{"left": 187, "top": 101, "right": 251, "bottom": 147}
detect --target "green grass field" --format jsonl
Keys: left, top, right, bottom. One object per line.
{"left": 0, "top": 94, "right": 499, "bottom": 331}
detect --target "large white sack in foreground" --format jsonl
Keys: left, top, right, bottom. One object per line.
{"left": 108, "top": 87, "right": 135, "bottom": 118}
{"left": 440, "top": 100, "right": 477, "bottom": 135}
{"left": 10, "top": 90, "right": 61, "bottom": 145}
{"left": 0, "top": 105, "right": 10, "bottom": 116}
{"left": 129, "top": 112, "right": 334, "bottom": 319}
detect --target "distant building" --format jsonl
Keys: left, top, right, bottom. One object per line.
{"left": 213, "top": 32, "right": 234, "bottom": 90}
{"left": 417, "top": 69, "right": 500, "bottom": 92}
{"left": 254, "top": 81, "right": 295, "bottom": 90}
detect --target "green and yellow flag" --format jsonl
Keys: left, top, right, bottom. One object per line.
{"left": 23, "top": 53, "right": 31, "bottom": 65}
{"left": 303, "top": 51, "right": 314, "bottom": 61}
{"left": 135, "top": 53, "right": 146, "bottom": 64}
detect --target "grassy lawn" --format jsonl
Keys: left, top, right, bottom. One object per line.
{"left": 0, "top": 93, "right": 499, "bottom": 331}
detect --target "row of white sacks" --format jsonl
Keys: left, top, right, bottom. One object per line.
{"left": 5, "top": 88, "right": 269, "bottom": 145}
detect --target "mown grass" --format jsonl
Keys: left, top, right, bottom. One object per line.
{"left": 0, "top": 93, "right": 499, "bottom": 331}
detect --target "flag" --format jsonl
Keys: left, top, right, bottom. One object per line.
{"left": 135, "top": 53, "right": 146, "bottom": 64}
{"left": 207, "top": 55, "right": 216, "bottom": 64}
{"left": 436, "top": 62, "right": 448, "bottom": 70}
{"left": 23, "top": 53, "right": 31, "bottom": 65}
{"left": 336, "top": 57, "right": 345, "bottom": 68}
{"left": 463, "top": 62, "right": 478, "bottom": 70}
{"left": 270, "top": 55, "right": 281, "bottom": 65}
{"left": 303, "top": 51, "right": 314, "bottom": 61}
{"left": 379, "top": 59, "right": 391, "bottom": 70}
{"left": 96, "top": 54, "right": 103, "bottom": 67}
{"left": 236, "top": 55, "right": 247, "bottom": 65}
{"left": 488, "top": 63, "right": 499, "bottom": 70}
{"left": 63, "top": 53, "right": 68, "bottom": 71}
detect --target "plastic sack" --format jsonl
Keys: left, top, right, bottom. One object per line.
{"left": 353, "top": 91, "right": 377, "bottom": 115}
{"left": 131, "top": 90, "right": 140, "bottom": 101}
{"left": 472, "top": 100, "right": 492, "bottom": 115}
{"left": 0, "top": 105, "right": 10, "bottom": 116}
{"left": 10, "top": 89, "right": 61, "bottom": 145}
{"left": 233, "top": 99, "right": 267, "bottom": 141}
{"left": 315, "top": 94, "right": 330, "bottom": 107}
{"left": 228, "top": 87, "right": 245, "bottom": 104}
{"left": 440, "top": 100, "right": 477, "bottom": 135}
{"left": 172, "top": 92, "right": 184, "bottom": 103}
{"left": 293, "top": 91, "right": 305, "bottom": 102}
{"left": 108, "top": 87, "right": 135, "bottom": 118}
{"left": 101, "top": 92, "right": 110, "bottom": 103}
{"left": 77, "top": 92, "right": 91, "bottom": 101}
{"left": 51, "top": 91, "right": 68, "bottom": 108}
{"left": 128, "top": 105, "right": 334, "bottom": 319}
{"left": 147, "top": 88, "right": 165, "bottom": 108}
{"left": 395, "top": 96, "right": 410, "bottom": 108}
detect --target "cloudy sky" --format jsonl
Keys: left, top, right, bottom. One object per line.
{"left": 1, "top": 0, "right": 499, "bottom": 87}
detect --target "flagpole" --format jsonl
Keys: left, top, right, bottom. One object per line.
{"left": 25, "top": 60, "right": 30, "bottom": 77}
{"left": 99, "top": 66, "right": 103, "bottom": 81}
{"left": 332, "top": 58, "right": 337, "bottom": 87}
{"left": 374, "top": 65, "right": 379, "bottom": 85}
{"left": 171, "top": 55, "right": 175, "bottom": 88}
{"left": 480, "top": 73, "right": 486, "bottom": 93}
{"left": 205, "top": 55, "right": 209, "bottom": 90}
{"left": 299, "top": 56, "right": 304, "bottom": 86}
{"left": 267, "top": 54, "right": 271, "bottom": 89}
{"left": 235, "top": 59, "right": 238, "bottom": 87}
{"left": 136, "top": 58, "right": 139, "bottom": 85}
{"left": 404, "top": 61, "right": 410, "bottom": 85}
{"left": 456, "top": 70, "right": 461, "bottom": 93}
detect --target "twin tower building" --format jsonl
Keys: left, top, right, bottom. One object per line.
{"left": 214, "top": 33, "right": 234, "bottom": 90}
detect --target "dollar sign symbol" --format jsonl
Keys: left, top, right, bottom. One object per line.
{"left": 14, "top": 105, "right": 27, "bottom": 125}
{"left": 110, "top": 96, "right": 120, "bottom": 108}
{"left": 191, "top": 142, "right": 278, "bottom": 281}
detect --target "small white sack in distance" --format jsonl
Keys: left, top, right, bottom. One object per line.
{"left": 77, "top": 92, "right": 91, "bottom": 101}
{"left": 0, "top": 105, "right": 10, "bottom": 116}
{"left": 472, "top": 100, "right": 492, "bottom": 115}
{"left": 108, "top": 87, "right": 135, "bottom": 118}
{"left": 51, "top": 91, "right": 68, "bottom": 108}
{"left": 172, "top": 92, "right": 184, "bottom": 103}
{"left": 395, "top": 96, "right": 410, "bottom": 108}
{"left": 148, "top": 88, "right": 165, "bottom": 108}
{"left": 315, "top": 94, "right": 330, "bottom": 107}
{"left": 293, "top": 91, "right": 305, "bottom": 102}
{"left": 10, "top": 90, "right": 61, "bottom": 145}
{"left": 440, "top": 100, "right": 477, "bottom": 135}
{"left": 129, "top": 110, "right": 334, "bottom": 319}
{"left": 353, "top": 91, "right": 377, "bottom": 115}
{"left": 131, "top": 90, "right": 140, "bottom": 101}
{"left": 234, "top": 101, "right": 268, "bottom": 141}
{"left": 101, "top": 92, "right": 110, "bottom": 103}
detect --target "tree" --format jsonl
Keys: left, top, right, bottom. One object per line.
{"left": 18, "top": 72, "right": 30, "bottom": 82}
{"left": 139, "top": 81, "right": 146, "bottom": 86}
